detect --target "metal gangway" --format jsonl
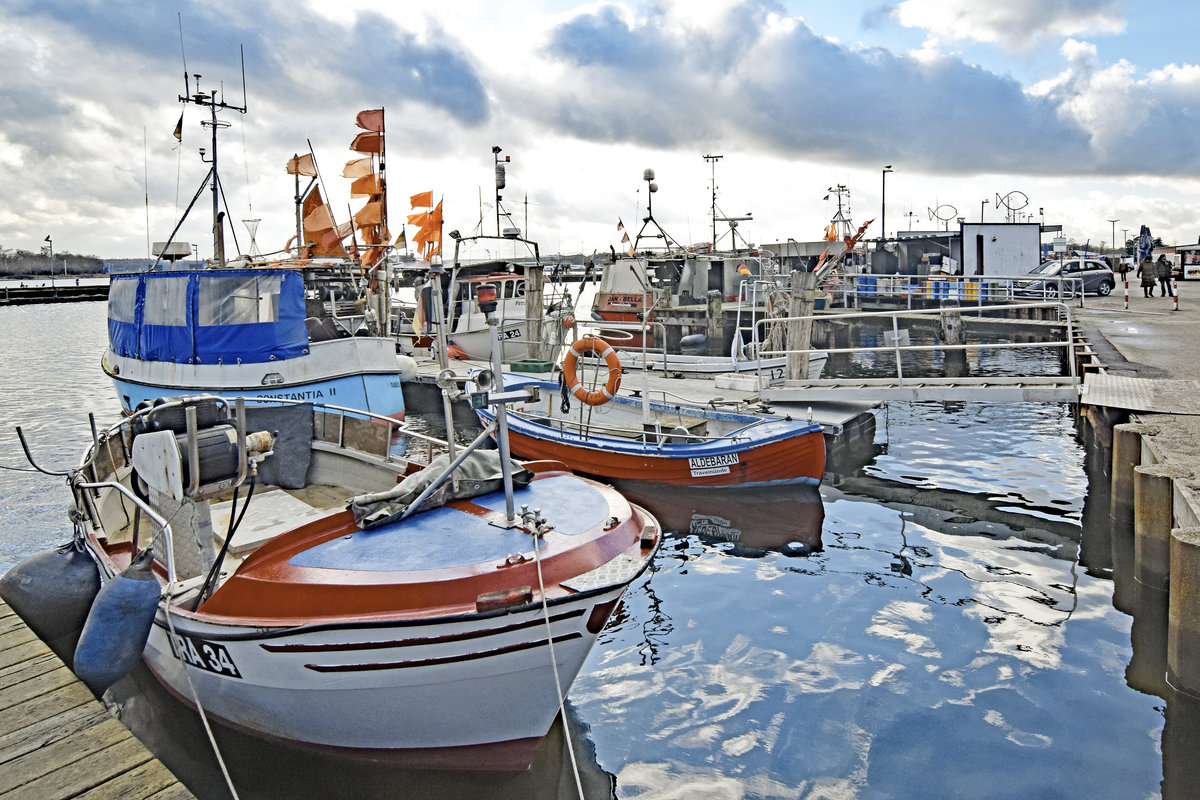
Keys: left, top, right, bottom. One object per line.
{"left": 715, "top": 301, "right": 1082, "bottom": 404}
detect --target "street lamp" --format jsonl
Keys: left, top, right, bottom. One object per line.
{"left": 44, "top": 235, "right": 53, "bottom": 285}
{"left": 1107, "top": 219, "right": 1119, "bottom": 256}
{"left": 881, "top": 165, "right": 893, "bottom": 243}
{"left": 980, "top": 199, "right": 989, "bottom": 223}
{"left": 1121, "top": 228, "right": 1129, "bottom": 256}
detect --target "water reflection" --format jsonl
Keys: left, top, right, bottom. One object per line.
{"left": 107, "top": 661, "right": 617, "bottom": 800}
{"left": 612, "top": 482, "right": 824, "bottom": 557}
{"left": 1, "top": 303, "right": 1189, "bottom": 798}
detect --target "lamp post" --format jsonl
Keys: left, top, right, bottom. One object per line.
{"left": 1121, "top": 228, "right": 1129, "bottom": 256}
{"left": 980, "top": 199, "right": 988, "bottom": 223}
{"left": 1107, "top": 219, "right": 1119, "bottom": 256}
{"left": 44, "top": 235, "right": 53, "bottom": 285}
{"left": 881, "top": 165, "right": 893, "bottom": 244}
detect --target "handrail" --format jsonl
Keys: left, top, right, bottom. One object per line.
{"left": 81, "top": 395, "right": 449, "bottom": 473}
{"left": 833, "top": 271, "right": 1092, "bottom": 309}
{"left": 75, "top": 478, "right": 179, "bottom": 584}
{"left": 503, "top": 407, "right": 760, "bottom": 447}
{"left": 753, "top": 301, "right": 1077, "bottom": 383}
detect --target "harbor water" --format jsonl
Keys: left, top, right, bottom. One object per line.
{"left": 0, "top": 301, "right": 1180, "bottom": 798}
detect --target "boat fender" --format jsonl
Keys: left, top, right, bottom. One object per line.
{"left": 396, "top": 354, "right": 418, "bottom": 381}
{"left": 561, "top": 336, "right": 622, "bottom": 406}
{"left": 73, "top": 548, "right": 161, "bottom": 695}
{"left": 680, "top": 333, "right": 707, "bottom": 348}
{"left": 0, "top": 540, "right": 100, "bottom": 669}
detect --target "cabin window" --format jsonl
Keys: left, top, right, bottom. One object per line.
{"left": 142, "top": 276, "right": 190, "bottom": 326}
{"left": 107, "top": 278, "right": 139, "bottom": 323}
{"left": 197, "top": 275, "right": 282, "bottom": 326}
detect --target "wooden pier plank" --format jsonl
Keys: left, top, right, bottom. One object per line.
{"left": 0, "top": 599, "right": 194, "bottom": 799}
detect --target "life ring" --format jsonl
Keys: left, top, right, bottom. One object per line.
{"left": 562, "top": 336, "right": 621, "bottom": 406}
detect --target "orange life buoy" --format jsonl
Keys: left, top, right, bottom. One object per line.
{"left": 562, "top": 336, "right": 621, "bottom": 406}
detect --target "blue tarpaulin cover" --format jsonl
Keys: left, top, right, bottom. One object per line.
{"left": 106, "top": 269, "right": 308, "bottom": 364}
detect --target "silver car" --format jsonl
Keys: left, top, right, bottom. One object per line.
{"left": 1014, "top": 258, "right": 1116, "bottom": 297}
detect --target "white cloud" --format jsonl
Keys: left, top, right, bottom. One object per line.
{"left": 894, "top": 0, "right": 1125, "bottom": 53}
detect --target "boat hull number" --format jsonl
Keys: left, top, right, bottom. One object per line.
{"left": 170, "top": 632, "right": 243, "bottom": 678}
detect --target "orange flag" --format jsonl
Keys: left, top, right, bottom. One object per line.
{"left": 286, "top": 153, "right": 317, "bottom": 176}
{"left": 354, "top": 201, "right": 384, "bottom": 227}
{"left": 356, "top": 108, "right": 384, "bottom": 132}
{"left": 342, "top": 156, "right": 373, "bottom": 179}
{"left": 410, "top": 190, "right": 433, "bottom": 208}
{"left": 350, "top": 131, "right": 382, "bottom": 155}
{"left": 350, "top": 173, "right": 381, "bottom": 198}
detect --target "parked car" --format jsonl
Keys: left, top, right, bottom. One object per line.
{"left": 1014, "top": 258, "right": 1116, "bottom": 297}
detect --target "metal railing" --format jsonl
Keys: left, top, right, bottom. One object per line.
{"left": 831, "top": 272, "right": 1093, "bottom": 309}
{"left": 754, "top": 301, "right": 1078, "bottom": 384}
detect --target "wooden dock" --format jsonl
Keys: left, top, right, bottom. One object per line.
{"left": 0, "top": 282, "right": 109, "bottom": 306}
{"left": 0, "top": 599, "right": 194, "bottom": 799}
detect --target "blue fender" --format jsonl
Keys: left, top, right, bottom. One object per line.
{"left": 73, "top": 548, "right": 161, "bottom": 695}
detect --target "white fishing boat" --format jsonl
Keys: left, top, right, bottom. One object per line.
{"left": 4, "top": 278, "right": 662, "bottom": 770}
{"left": 401, "top": 231, "right": 575, "bottom": 363}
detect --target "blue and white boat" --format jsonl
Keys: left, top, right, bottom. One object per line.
{"left": 102, "top": 265, "right": 409, "bottom": 417}
{"left": 101, "top": 74, "right": 409, "bottom": 418}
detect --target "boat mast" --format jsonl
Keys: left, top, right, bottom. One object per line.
{"left": 704, "top": 153, "right": 722, "bottom": 247}
{"left": 179, "top": 51, "right": 247, "bottom": 265}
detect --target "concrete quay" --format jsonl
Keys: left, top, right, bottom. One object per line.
{"left": 1074, "top": 285, "right": 1200, "bottom": 697}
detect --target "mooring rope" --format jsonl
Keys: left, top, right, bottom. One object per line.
{"left": 162, "top": 599, "right": 241, "bottom": 800}
{"left": 526, "top": 505, "right": 585, "bottom": 799}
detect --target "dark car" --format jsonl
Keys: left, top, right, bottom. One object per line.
{"left": 1014, "top": 258, "right": 1116, "bottom": 297}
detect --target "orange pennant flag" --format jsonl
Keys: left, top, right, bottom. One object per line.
{"left": 342, "top": 156, "right": 373, "bottom": 179}
{"left": 354, "top": 201, "right": 384, "bottom": 227}
{"left": 410, "top": 190, "right": 433, "bottom": 208}
{"left": 350, "top": 173, "right": 381, "bottom": 198}
{"left": 304, "top": 204, "right": 335, "bottom": 231}
{"left": 350, "top": 130, "right": 383, "bottom": 155}
{"left": 286, "top": 153, "right": 317, "bottom": 176}
{"left": 356, "top": 108, "right": 384, "bottom": 132}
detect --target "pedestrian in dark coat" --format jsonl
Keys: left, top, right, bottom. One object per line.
{"left": 1137, "top": 259, "right": 1156, "bottom": 297}
{"left": 1156, "top": 255, "right": 1175, "bottom": 297}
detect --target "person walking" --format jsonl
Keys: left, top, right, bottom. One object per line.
{"left": 1156, "top": 254, "right": 1175, "bottom": 297}
{"left": 1137, "top": 258, "right": 1156, "bottom": 297}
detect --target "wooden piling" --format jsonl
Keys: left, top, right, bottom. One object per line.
{"left": 786, "top": 270, "right": 816, "bottom": 380}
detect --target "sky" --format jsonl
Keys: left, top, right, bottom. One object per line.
{"left": 2, "top": 0, "right": 1199, "bottom": 261}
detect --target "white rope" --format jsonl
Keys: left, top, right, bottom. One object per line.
{"left": 162, "top": 597, "right": 241, "bottom": 799}
{"left": 527, "top": 506, "right": 585, "bottom": 798}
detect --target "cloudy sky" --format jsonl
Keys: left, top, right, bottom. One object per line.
{"left": 2, "top": 0, "right": 1197, "bottom": 260}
